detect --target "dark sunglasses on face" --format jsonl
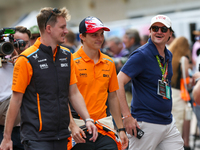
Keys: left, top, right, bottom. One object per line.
{"left": 30, "top": 36, "right": 40, "bottom": 40}
{"left": 45, "top": 8, "right": 61, "bottom": 29}
{"left": 151, "top": 26, "right": 169, "bottom": 33}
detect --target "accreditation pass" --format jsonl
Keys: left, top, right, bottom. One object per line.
{"left": 157, "top": 79, "right": 171, "bottom": 99}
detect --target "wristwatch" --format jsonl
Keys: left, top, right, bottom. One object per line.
{"left": 117, "top": 128, "right": 126, "bottom": 133}
{"left": 85, "top": 118, "right": 94, "bottom": 123}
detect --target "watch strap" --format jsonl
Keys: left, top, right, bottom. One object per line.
{"left": 117, "top": 128, "right": 126, "bottom": 133}
{"left": 85, "top": 118, "right": 94, "bottom": 123}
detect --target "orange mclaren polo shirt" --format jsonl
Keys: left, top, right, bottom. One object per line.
{"left": 12, "top": 38, "right": 77, "bottom": 93}
{"left": 73, "top": 46, "right": 119, "bottom": 121}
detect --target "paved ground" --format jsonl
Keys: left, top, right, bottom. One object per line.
{"left": 190, "top": 134, "right": 200, "bottom": 150}
{"left": 189, "top": 113, "right": 200, "bottom": 150}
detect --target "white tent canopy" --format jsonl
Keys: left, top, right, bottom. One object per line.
{"left": 12, "top": 11, "right": 39, "bottom": 29}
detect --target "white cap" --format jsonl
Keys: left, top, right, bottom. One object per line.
{"left": 150, "top": 15, "right": 172, "bottom": 28}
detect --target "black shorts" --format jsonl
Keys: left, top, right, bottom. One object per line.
{"left": 23, "top": 138, "right": 68, "bottom": 150}
{"left": 71, "top": 132, "right": 118, "bottom": 150}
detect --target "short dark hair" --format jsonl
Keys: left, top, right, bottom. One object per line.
{"left": 125, "top": 29, "right": 141, "bottom": 44}
{"left": 15, "top": 26, "right": 31, "bottom": 39}
{"left": 65, "top": 30, "right": 76, "bottom": 44}
{"left": 172, "top": 32, "right": 176, "bottom": 38}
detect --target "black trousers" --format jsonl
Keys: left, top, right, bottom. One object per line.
{"left": 23, "top": 138, "right": 68, "bottom": 150}
{"left": 71, "top": 132, "right": 118, "bottom": 150}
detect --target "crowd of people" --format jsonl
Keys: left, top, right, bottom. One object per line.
{"left": 0, "top": 6, "right": 200, "bottom": 150}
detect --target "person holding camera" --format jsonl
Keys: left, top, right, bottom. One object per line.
{"left": 117, "top": 15, "right": 184, "bottom": 149}
{"left": 10, "top": 26, "right": 31, "bottom": 63}
{"left": 14, "top": 26, "right": 31, "bottom": 54}
{"left": 0, "top": 26, "right": 31, "bottom": 150}
{"left": 0, "top": 7, "right": 97, "bottom": 150}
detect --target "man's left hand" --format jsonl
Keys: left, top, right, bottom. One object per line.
{"left": 85, "top": 121, "right": 98, "bottom": 142}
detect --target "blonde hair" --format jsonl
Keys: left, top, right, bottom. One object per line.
{"left": 168, "top": 36, "right": 191, "bottom": 87}
{"left": 37, "top": 7, "right": 71, "bottom": 33}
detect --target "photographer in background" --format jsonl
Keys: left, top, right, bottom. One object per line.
{"left": 0, "top": 26, "right": 31, "bottom": 150}
{"left": 14, "top": 26, "right": 31, "bottom": 54}
{"left": 11, "top": 26, "right": 31, "bottom": 63}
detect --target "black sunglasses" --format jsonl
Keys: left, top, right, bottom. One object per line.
{"left": 151, "top": 26, "right": 169, "bottom": 33}
{"left": 30, "top": 36, "right": 40, "bottom": 40}
{"left": 45, "top": 8, "right": 61, "bottom": 29}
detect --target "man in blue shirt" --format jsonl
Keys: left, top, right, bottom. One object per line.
{"left": 117, "top": 15, "right": 184, "bottom": 150}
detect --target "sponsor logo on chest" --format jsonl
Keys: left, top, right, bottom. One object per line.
{"left": 59, "top": 58, "right": 68, "bottom": 62}
{"left": 40, "top": 63, "right": 48, "bottom": 69}
{"left": 79, "top": 73, "right": 87, "bottom": 77}
{"left": 103, "top": 74, "right": 109, "bottom": 78}
{"left": 38, "top": 59, "right": 47, "bottom": 62}
{"left": 61, "top": 63, "right": 68, "bottom": 67}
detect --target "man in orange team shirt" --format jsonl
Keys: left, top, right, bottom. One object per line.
{"left": 69, "top": 16, "right": 128, "bottom": 150}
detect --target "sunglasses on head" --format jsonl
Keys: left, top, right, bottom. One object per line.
{"left": 45, "top": 8, "right": 61, "bottom": 29}
{"left": 151, "top": 26, "right": 169, "bottom": 33}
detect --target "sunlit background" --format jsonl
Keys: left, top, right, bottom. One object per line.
{"left": 1, "top": 0, "right": 200, "bottom": 45}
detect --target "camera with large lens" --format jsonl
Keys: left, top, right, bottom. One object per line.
{"left": 0, "top": 27, "right": 16, "bottom": 67}
{"left": 14, "top": 39, "right": 26, "bottom": 51}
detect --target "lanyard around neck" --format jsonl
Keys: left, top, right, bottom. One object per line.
{"left": 156, "top": 55, "right": 168, "bottom": 81}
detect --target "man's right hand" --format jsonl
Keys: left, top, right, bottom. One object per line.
{"left": 123, "top": 116, "right": 140, "bottom": 137}
{"left": 0, "top": 137, "right": 13, "bottom": 150}
{"left": 70, "top": 123, "right": 87, "bottom": 144}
